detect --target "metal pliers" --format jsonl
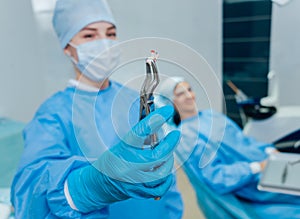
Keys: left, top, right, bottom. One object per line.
{"left": 139, "top": 50, "right": 160, "bottom": 148}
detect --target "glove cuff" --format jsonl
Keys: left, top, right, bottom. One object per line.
{"left": 66, "top": 165, "right": 127, "bottom": 213}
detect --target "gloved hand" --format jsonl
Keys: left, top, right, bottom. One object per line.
{"left": 66, "top": 105, "right": 180, "bottom": 213}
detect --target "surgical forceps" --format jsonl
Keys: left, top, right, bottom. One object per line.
{"left": 139, "top": 50, "right": 160, "bottom": 149}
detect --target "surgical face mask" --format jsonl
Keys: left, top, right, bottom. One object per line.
{"left": 69, "top": 39, "right": 121, "bottom": 82}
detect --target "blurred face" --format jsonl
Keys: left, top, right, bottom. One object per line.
{"left": 64, "top": 21, "right": 117, "bottom": 61}
{"left": 173, "top": 82, "right": 197, "bottom": 118}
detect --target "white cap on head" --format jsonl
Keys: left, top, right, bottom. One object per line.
{"left": 155, "top": 77, "right": 185, "bottom": 107}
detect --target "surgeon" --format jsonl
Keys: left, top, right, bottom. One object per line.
{"left": 10, "top": 0, "right": 183, "bottom": 218}
{"left": 157, "top": 77, "right": 300, "bottom": 219}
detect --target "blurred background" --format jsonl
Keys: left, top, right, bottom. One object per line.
{"left": 1, "top": 0, "right": 300, "bottom": 218}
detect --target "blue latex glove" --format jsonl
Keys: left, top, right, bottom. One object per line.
{"left": 67, "top": 105, "right": 180, "bottom": 213}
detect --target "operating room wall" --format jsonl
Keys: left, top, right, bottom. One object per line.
{"left": 0, "top": 0, "right": 43, "bottom": 121}
{"left": 0, "top": 0, "right": 222, "bottom": 122}
{"left": 269, "top": 0, "right": 300, "bottom": 106}
{"left": 0, "top": 0, "right": 73, "bottom": 122}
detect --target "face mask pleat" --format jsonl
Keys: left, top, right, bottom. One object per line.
{"left": 69, "top": 39, "right": 121, "bottom": 82}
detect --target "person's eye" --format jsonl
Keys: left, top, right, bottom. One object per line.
{"left": 84, "top": 34, "right": 94, "bottom": 39}
{"left": 188, "top": 87, "right": 193, "bottom": 92}
{"left": 107, "top": 33, "right": 117, "bottom": 38}
{"left": 175, "top": 92, "right": 185, "bottom": 97}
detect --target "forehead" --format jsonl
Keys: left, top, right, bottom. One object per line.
{"left": 174, "top": 81, "right": 190, "bottom": 93}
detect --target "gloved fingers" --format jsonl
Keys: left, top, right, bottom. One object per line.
{"left": 139, "top": 174, "right": 174, "bottom": 198}
{"left": 143, "top": 154, "right": 175, "bottom": 181}
{"left": 151, "top": 130, "right": 180, "bottom": 160}
{"left": 122, "top": 105, "right": 174, "bottom": 148}
{"left": 123, "top": 174, "right": 174, "bottom": 199}
{"left": 97, "top": 150, "right": 174, "bottom": 184}
{"left": 130, "top": 153, "right": 174, "bottom": 183}
{"left": 110, "top": 130, "right": 180, "bottom": 164}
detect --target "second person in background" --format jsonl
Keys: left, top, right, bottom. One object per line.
{"left": 157, "top": 77, "right": 300, "bottom": 219}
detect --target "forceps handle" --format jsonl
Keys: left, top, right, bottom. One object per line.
{"left": 139, "top": 52, "right": 159, "bottom": 149}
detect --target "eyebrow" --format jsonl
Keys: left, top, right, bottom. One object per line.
{"left": 81, "top": 27, "right": 97, "bottom": 31}
{"left": 81, "top": 25, "right": 116, "bottom": 32}
{"left": 174, "top": 87, "right": 192, "bottom": 94}
{"left": 174, "top": 90, "right": 185, "bottom": 95}
{"left": 107, "top": 25, "right": 116, "bottom": 30}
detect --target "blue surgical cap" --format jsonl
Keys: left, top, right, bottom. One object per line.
{"left": 52, "top": 0, "right": 116, "bottom": 48}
